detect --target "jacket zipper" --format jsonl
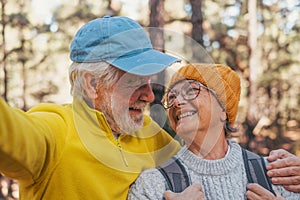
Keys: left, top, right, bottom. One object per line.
{"left": 116, "top": 139, "right": 129, "bottom": 167}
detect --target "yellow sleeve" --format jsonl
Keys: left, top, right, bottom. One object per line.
{"left": 0, "top": 99, "right": 66, "bottom": 185}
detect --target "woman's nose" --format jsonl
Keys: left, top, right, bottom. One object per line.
{"left": 172, "top": 94, "right": 186, "bottom": 108}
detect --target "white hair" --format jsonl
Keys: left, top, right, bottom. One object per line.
{"left": 69, "top": 62, "right": 122, "bottom": 99}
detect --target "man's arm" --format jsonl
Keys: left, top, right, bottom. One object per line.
{"left": 0, "top": 99, "right": 64, "bottom": 183}
{"left": 266, "top": 149, "right": 300, "bottom": 193}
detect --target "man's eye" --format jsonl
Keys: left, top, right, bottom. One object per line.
{"left": 125, "top": 80, "right": 142, "bottom": 88}
{"left": 125, "top": 77, "right": 149, "bottom": 88}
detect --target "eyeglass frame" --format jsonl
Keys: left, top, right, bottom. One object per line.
{"left": 161, "top": 80, "right": 225, "bottom": 111}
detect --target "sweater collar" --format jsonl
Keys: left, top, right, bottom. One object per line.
{"left": 177, "top": 140, "right": 242, "bottom": 175}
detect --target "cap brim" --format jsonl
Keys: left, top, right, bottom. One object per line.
{"left": 107, "top": 49, "right": 181, "bottom": 76}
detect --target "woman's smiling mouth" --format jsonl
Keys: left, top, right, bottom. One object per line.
{"left": 177, "top": 111, "right": 197, "bottom": 120}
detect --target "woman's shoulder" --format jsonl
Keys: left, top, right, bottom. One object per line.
{"left": 128, "top": 168, "right": 166, "bottom": 200}
{"left": 138, "top": 167, "right": 165, "bottom": 180}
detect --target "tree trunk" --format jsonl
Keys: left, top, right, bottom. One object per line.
{"left": 189, "top": 0, "right": 204, "bottom": 45}
{"left": 188, "top": 0, "right": 205, "bottom": 62}
{"left": 149, "top": 0, "right": 165, "bottom": 50}
{"left": 247, "top": 0, "right": 258, "bottom": 121}
{"left": 245, "top": 0, "right": 259, "bottom": 148}
{"left": 1, "top": 0, "right": 8, "bottom": 101}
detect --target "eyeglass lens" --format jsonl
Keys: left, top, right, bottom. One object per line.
{"left": 164, "top": 81, "right": 203, "bottom": 108}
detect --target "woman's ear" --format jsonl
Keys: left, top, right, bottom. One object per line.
{"left": 83, "top": 71, "right": 98, "bottom": 100}
{"left": 220, "top": 109, "right": 227, "bottom": 122}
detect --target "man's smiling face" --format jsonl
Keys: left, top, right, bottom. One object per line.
{"left": 95, "top": 70, "right": 155, "bottom": 134}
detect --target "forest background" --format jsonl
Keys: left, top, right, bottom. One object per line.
{"left": 0, "top": 0, "right": 300, "bottom": 199}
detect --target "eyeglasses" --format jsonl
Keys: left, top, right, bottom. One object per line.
{"left": 162, "top": 80, "right": 223, "bottom": 110}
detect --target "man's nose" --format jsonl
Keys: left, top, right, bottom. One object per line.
{"left": 139, "top": 82, "right": 155, "bottom": 103}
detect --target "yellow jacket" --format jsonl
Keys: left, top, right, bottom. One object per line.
{"left": 0, "top": 98, "right": 180, "bottom": 199}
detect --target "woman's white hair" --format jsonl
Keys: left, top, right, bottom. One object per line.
{"left": 69, "top": 62, "right": 122, "bottom": 99}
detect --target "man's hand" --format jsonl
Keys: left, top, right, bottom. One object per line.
{"left": 164, "top": 184, "right": 205, "bottom": 200}
{"left": 266, "top": 149, "right": 300, "bottom": 193}
{"left": 246, "top": 183, "right": 285, "bottom": 200}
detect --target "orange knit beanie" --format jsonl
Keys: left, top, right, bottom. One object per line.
{"left": 166, "top": 63, "right": 241, "bottom": 126}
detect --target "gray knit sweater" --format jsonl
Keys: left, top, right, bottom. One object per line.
{"left": 127, "top": 140, "right": 300, "bottom": 200}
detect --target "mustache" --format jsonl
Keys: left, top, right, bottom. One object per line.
{"left": 129, "top": 101, "right": 148, "bottom": 110}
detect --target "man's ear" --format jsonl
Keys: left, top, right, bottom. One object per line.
{"left": 82, "top": 71, "right": 98, "bottom": 99}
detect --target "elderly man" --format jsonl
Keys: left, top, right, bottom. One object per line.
{"left": 0, "top": 16, "right": 181, "bottom": 200}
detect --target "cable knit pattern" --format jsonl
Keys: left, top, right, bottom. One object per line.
{"left": 127, "top": 140, "right": 300, "bottom": 200}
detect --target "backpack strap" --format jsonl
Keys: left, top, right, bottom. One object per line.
{"left": 242, "top": 148, "right": 276, "bottom": 196}
{"left": 157, "top": 157, "right": 191, "bottom": 193}
{"left": 158, "top": 148, "right": 276, "bottom": 196}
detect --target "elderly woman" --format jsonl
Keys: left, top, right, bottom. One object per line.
{"left": 127, "top": 64, "right": 300, "bottom": 200}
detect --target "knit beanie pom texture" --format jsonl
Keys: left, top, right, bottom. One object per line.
{"left": 167, "top": 63, "right": 241, "bottom": 126}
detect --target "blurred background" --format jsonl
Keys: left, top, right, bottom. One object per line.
{"left": 0, "top": 0, "right": 300, "bottom": 199}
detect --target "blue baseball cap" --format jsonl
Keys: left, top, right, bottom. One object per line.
{"left": 70, "top": 16, "right": 180, "bottom": 76}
